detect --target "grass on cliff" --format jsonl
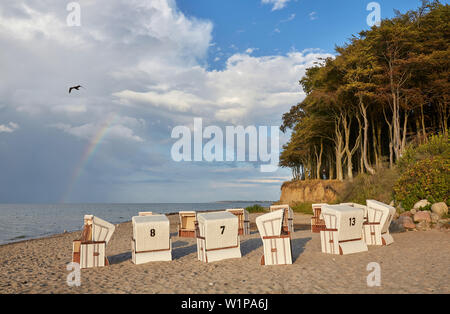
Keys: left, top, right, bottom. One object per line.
{"left": 337, "top": 166, "right": 399, "bottom": 205}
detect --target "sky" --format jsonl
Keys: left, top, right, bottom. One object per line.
{"left": 0, "top": 0, "right": 436, "bottom": 203}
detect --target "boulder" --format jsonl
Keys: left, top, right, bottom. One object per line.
{"left": 400, "top": 211, "right": 413, "bottom": 218}
{"left": 431, "top": 213, "right": 440, "bottom": 224}
{"left": 416, "top": 221, "right": 431, "bottom": 231}
{"left": 431, "top": 202, "right": 448, "bottom": 218}
{"left": 414, "top": 211, "right": 432, "bottom": 223}
{"left": 389, "top": 219, "right": 405, "bottom": 233}
{"left": 398, "top": 216, "right": 416, "bottom": 230}
{"left": 413, "top": 199, "right": 431, "bottom": 210}
{"left": 410, "top": 208, "right": 417, "bottom": 215}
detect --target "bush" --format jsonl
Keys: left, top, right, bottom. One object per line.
{"left": 245, "top": 204, "right": 267, "bottom": 213}
{"left": 291, "top": 202, "right": 314, "bottom": 214}
{"left": 393, "top": 156, "right": 449, "bottom": 210}
{"left": 338, "top": 166, "right": 399, "bottom": 205}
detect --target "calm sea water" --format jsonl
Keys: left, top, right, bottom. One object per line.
{"left": 0, "top": 202, "right": 272, "bottom": 245}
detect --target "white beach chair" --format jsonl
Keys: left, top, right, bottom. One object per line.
{"left": 138, "top": 211, "right": 153, "bottom": 216}
{"left": 340, "top": 202, "right": 368, "bottom": 221}
{"left": 178, "top": 211, "right": 197, "bottom": 238}
{"left": 320, "top": 205, "right": 368, "bottom": 255}
{"left": 196, "top": 211, "right": 241, "bottom": 263}
{"left": 131, "top": 215, "right": 172, "bottom": 264}
{"left": 256, "top": 210, "right": 292, "bottom": 265}
{"left": 72, "top": 215, "right": 116, "bottom": 269}
{"left": 362, "top": 200, "right": 395, "bottom": 246}
{"left": 311, "top": 203, "right": 328, "bottom": 233}
{"left": 270, "top": 204, "right": 294, "bottom": 233}
{"left": 226, "top": 208, "right": 250, "bottom": 235}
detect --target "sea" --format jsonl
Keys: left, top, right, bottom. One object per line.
{"left": 0, "top": 201, "right": 272, "bottom": 245}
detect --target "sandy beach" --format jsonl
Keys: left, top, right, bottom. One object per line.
{"left": 0, "top": 212, "right": 448, "bottom": 294}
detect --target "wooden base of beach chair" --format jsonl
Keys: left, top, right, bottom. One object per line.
{"left": 131, "top": 239, "right": 172, "bottom": 264}
{"left": 72, "top": 240, "right": 107, "bottom": 268}
{"left": 178, "top": 229, "right": 196, "bottom": 238}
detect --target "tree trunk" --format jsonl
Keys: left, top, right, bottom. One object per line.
{"left": 359, "top": 99, "right": 376, "bottom": 175}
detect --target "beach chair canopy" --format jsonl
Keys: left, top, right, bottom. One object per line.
{"left": 83, "top": 215, "right": 115, "bottom": 244}
{"left": 321, "top": 205, "right": 365, "bottom": 242}
{"left": 197, "top": 211, "right": 239, "bottom": 251}
{"left": 256, "top": 209, "right": 284, "bottom": 237}
{"left": 179, "top": 211, "right": 196, "bottom": 229}
{"left": 366, "top": 200, "right": 395, "bottom": 234}
{"left": 132, "top": 215, "right": 170, "bottom": 253}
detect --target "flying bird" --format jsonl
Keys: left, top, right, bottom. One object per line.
{"left": 69, "top": 85, "right": 84, "bottom": 94}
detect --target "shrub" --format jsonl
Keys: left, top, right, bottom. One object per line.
{"left": 393, "top": 156, "right": 449, "bottom": 210}
{"left": 338, "top": 166, "right": 399, "bottom": 205}
{"left": 245, "top": 204, "right": 267, "bottom": 213}
{"left": 291, "top": 202, "right": 314, "bottom": 214}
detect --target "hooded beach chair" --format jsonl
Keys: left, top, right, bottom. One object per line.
{"left": 270, "top": 204, "right": 294, "bottom": 233}
{"left": 320, "top": 205, "right": 368, "bottom": 255}
{"left": 196, "top": 211, "right": 241, "bottom": 263}
{"left": 340, "top": 203, "right": 368, "bottom": 222}
{"left": 311, "top": 203, "right": 328, "bottom": 233}
{"left": 72, "top": 215, "right": 116, "bottom": 269}
{"left": 131, "top": 214, "right": 172, "bottom": 264}
{"left": 178, "top": 211, "right": 197, "bottom": 238}
{"left": 362, "top": 200, "right": 395, "bottom": 246}
{"left": 256, "top": 210, "right": 292, "bottom": 265}
{"left": 226, "top": 208, "right": 250, "bottom": 235}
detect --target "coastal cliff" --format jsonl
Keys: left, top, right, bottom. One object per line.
{"left": 278, "top": 180, "right": 344, "bottom": 206}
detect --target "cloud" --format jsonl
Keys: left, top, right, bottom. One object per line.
{"left": 0, "top": 0, "right": 330, "bottom": 202}
{"left": 0, "top": 122, "right": 19, "bottom": 133}
{"left": 309, "top": 11, "right": 318, "bottom": 20}
{"left": 262, "top": 0, "right": 291, "bottom": 11}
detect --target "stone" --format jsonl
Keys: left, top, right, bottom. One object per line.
{"left": 398, "top": 216, "right": 416, "bottom": 230}
{"left": 413, "top": 199, "right": 431, "bottom": 210}
{"left": 389, "top": 219, "right": 405, "bottom": 233}
{"left": 431, "top": 213, "right": 440, "bottom": 224}
{"left": 410, "top": 208, "right": 417, "bottom": 215}
{"left": 400, "top": 211, "right": 413, "bottom": 217}
{"left": 414, "top": 211, "right": 432, "bottom": 223}
{"left": 431, "top": 202, "right": 448, "bottom": 217}
{"left": 416, "top": 221, "right": 431, "bottom": 231}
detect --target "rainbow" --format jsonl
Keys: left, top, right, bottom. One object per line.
{"left": 61, "top": 113, "right": 117, "bottom": 203}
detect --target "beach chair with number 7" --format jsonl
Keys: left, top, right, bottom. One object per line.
{"left": 196, "top": 211, "right": 241, "bottom": 263}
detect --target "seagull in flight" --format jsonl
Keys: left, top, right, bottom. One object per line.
{"left": 69, "top": 85, "right": 84, "bottom": 94}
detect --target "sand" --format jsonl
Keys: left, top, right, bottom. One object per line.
{"left": 0, "top": 212, "right": 449, "bottom": 294}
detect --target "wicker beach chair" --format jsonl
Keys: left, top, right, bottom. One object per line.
{"left": 178, "top": 211, "right": 197, "bottom": 238}
{"left": 319, "top": 205, "right": 368, "bottom": 255}
{"left": 362, "top": 200, "right": 395, "bottom": 246}
{"left": 270, "top": 204, "right": 294, "bottom": 233}
{"left": 256, "top": 210, "right": 292, "bottom": 265}
{"left": 196, "top": 211, "right": 241, "bottom": 263}
{"left": 311, "top": 203, "right": 328, "bottom": 233}
{"left": 131, "top": 214, "right": 172, "bottom": 264}
{"left": 226, "top": 208, "right": 250, "bottom": 235}
{"left": 72, "top": 215, "right": 116, "bottom": 268}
